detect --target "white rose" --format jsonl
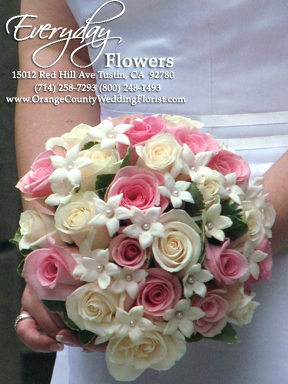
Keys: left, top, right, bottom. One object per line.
{"left": 106, "top": 328, "right": 186, "bottom": 381}
{"left": 222, "top": 283, "right": 259, "bottom": 326}
{"left": 62, "top": 123, "right": 94, "bottom": 150}
{"left": 160, "top": 114, "right": 204, "bottom": 130}
{"left": 54, "top": 191, "right": 98, "bottom": 246}
{"left": 245, "top": 207, "right": 265, "bottom": 246}
{"left": 197, "top": 168, "right": 223, "bottom": 206}
{"left": 66, "top": 282, "right": 125, "bottom": 336}
{"left": 152, "top": 210, "right": 201, "bottom": 273}
{"left": 79, "top": 144, "right": 121, "bottom": 190}
{"left": 136, "top": 133, "right": 182, "bottom": 176}
{"left": 19, "top": 208, "right": 62, "bottom": 250}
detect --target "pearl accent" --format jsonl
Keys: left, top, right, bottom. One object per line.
{"left": 191, "top": 166, "right": 196, "bottom": 171}
{"left": 130, "top": 320, "right": 136, "bottom": 327}
{"left": 173, "top": 190, "right": 179, "bottom": 197}
{"left": 97, "top": 265, "right": 104, "bottom": 272}
{"left": 143, "top": 223, "right": 150, "bottom": 231}
{"left": 126, "top": 274, "right": 133, "bottom": 282}
{"left": 109, "top": 134, "right": 114, "bottom": 138}
{"left": 187, "top": 276, "right": 194, "bottom": 284}
{"left": 106, "top": 209, "right": 113, "bottom": 217}
{"left": 175, "top": 311, "right": 183, "bottom": 319}
{"left": 68, "top": 165, "right": 73, "bottom": 170}
{"left": 207, "top": 222, "right": 213, "bottom": 230}
{"left": 226, "top": 186, "right": 231, "bottom": 192}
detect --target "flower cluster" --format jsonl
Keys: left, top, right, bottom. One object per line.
{"left": 14, "top": 115, "right": 275, "bottom": 381}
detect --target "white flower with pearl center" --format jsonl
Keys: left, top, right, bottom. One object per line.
{"left": 89, "top": 194, "right": 130, "bottom": 237}
{"left": 114, "top": 306, "right": 154, "bottom": 342}
{"left": 182, "top": 263, "right": 213, "bottom": 298}
{"left": 88, "top": 120, "right": 132, "bottom": 150}
{"left": 72, "top": 241, "right": 119, "bottom": 289}
{"left": 49, "top": 143, "right": 93, "bottom": 186}
{"left": 202, "top": 203, "right": 232, "bottom": 241}
{"left": 109, "top": 267, "right": 148, "bottom": 298}
{"left": 158, "top": 173, "right": 194, "bottom": 208}
{"left": 123, "top": 206, "right": 165, "bottom": 249}
{"left": 163, "top": 299, "right": 204, "bottom": 338}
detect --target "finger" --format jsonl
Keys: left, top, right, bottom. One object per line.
{"left": 56, "top": 328, "right": 107, "bottom": 352}
{"left": 21, "top": 285, "right": 66, "bottom": 338}
{"left": 17, "top": 315, "right": 64, "bottom": 353}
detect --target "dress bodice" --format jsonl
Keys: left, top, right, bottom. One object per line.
{"left": 67, "top": 0, "right": 288, "bottom": 116}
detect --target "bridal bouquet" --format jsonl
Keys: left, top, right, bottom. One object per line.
{"left": 13, "top": 114, "right": 275, "bottom": 381}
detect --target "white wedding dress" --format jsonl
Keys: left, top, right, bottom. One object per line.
{"left": 51, "top": 0, "right": 288, "bottom": 383}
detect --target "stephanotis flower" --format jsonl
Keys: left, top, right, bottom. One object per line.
{"left": 241, "top": 241, "right": 268, "bottom": 281}
{"left": 49, "top": 143, "right": 93, "bottom": 186}
{"left": 181, "top": 143, "right": 213, "bottom": 180}
{"left": 72, "top": 241, "right": 119, "bottom": 289}
{"left": 109, "top": 267, "right": 148, "bottom": 298}
{"left": 218, "top": 173, "right": 245, "bottom": 205}
{"left": 182, "top": 263, "right": 213, "bottom": 298}
{"left": 114, "top": 306, "right": 154, "bottom": 342}
{"left": 202, "top": 203, "right": 232, "bottom": 241}
{"left": 158, "top": 173, "right": 194, "bottom": 208}
{"left": 123, "top": 206, "right": 165, "bottom": 249}
{"left": 89, "top": 194, "right": 131, "bottom": 237}
{"left": 163, "top": 299, "right": 204, "bottom": 338}
{"left": 88, "top": 120, "right": 132, "bottom": 150}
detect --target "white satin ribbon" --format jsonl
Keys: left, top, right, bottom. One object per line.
{"left": 192, "top": 111, "right": 288, "bottom": 127}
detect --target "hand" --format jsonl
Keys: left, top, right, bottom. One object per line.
{"left": 16, "top": 285, "right": 106, "bottom": 353}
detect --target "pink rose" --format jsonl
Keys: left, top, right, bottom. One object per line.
{"left": 16, "top": 150, "right": 56, "bottom": 199}
{"left": 166, "top": 126, "right": 219, "bottom": 154}
{"left": 22, "top": 237, "right": 81, "bottom": 300}
{"left": 136, "top": 268, "right": 181, "bottom": 319}
{"left": 107, "top": 166, "right": 168, "bottom": 212}
{"left": 191, "top": 288, "right": 229, "bottom": 337}
{"left": 207, "top": 149, "right": 251, "bottom": 183}
{"left": 109, "top": 234, "right": 148, "bottom": 270}
{"left": 248, "top": 237, "right": 273, "bottom": 283}
{"left": 117, "top": 116, "right": 166, "bottom": 163}
{"left": 204, "top": 239, "right": 249, "bottom": 285}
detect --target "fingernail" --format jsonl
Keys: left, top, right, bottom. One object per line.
{"left": 56, "top": 335, "right": 75, "bottom": 346}
{"left": 51, "top": 343, "right": 64, "bottom": 352}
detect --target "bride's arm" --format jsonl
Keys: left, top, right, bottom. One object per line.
{"left": 263, "top": 149, "right": 288, "bottom": 256}
{"left": 16, "top": 0, "right": 102, "bottom": 352}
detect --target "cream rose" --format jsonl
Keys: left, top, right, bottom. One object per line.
{"left": 197, "top": 168, "right": 223, "bottom": 206}
{"left": 223, "top": 283, "right": 260, "bottom": 326}
{"left": 66, "top": 282, "right": 124, "bottom": 336}
{"left": 54, "top": 191, "right": 98, "bottom": 246}
{"left": 160, "top": 114, "right": 204, "bottom": 130}
{"left": 106, "top": 328, "right": 186, "bottom": 381}
{"left": 79, "top": 144, "right": 121, "bottom": 190}
{"left": 136, "top": 133, "right": 182, "bottom": 176}
{"left": 245, "top": 207, "right": 265, "bottom": 246}
{"left": 61, "top": 123, "right": 93, "bottom": 150}
{"left": 152, "top": 210, "right": 201, "bottom": 273}
{"left": 19, "top": 208, "right": 62, "bottom": 250}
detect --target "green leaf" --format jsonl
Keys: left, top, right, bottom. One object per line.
{"left": 184, "top": 183, "right": 205, "bottom": 217}
{"left": 95, "top": 173, "right": 115, "bottom": 199}
{"left": 81, "top": 141, "right": 97, "bottom": 150}
{"left": 78, "top": 330, "right": 96, "bottom": 345}
{"left": 42, "top": 300, "right": 66, "bottom": 313}
{"left": 186, "top": 332, "right": 204, "bottom": 343}
{"left": 17, "top": 259, "right": 25, "bottom": 277}
{"left": 208, "top": 323, "right": 239, "bottom": 344}
{"left": 42, "top": 300, "right": 81, "bottom": 331}
{"left": 120, "top": 146, "right": 132, "bottom": 168}
{"left": 147, "top": 250, "right": 155, "bottom": 268}
{"left": 221, "top": 200, "right": 248, "bottom": 241}
{"left": 10, "top": 228, "right": 22, "bottom": 247}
